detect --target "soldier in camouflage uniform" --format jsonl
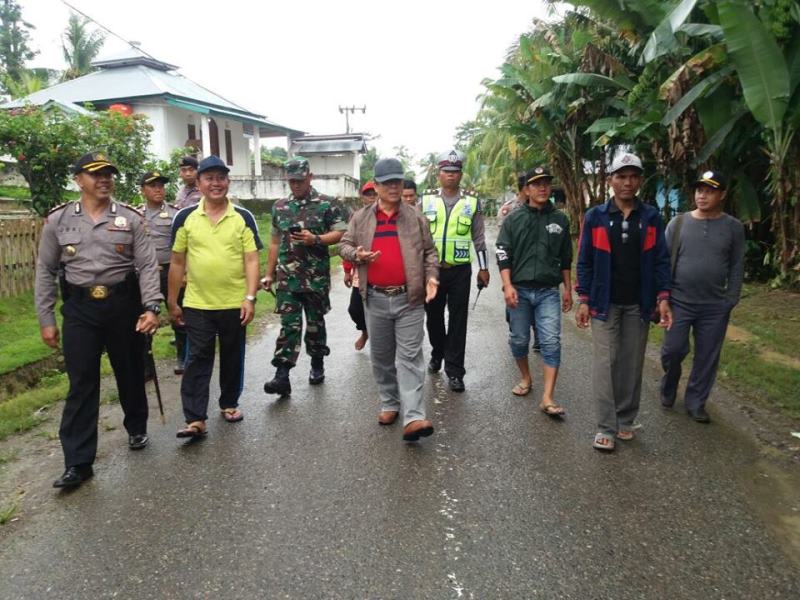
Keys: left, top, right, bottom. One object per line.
{"left": 261, "top": 157, "right": 349, "bottom": 395}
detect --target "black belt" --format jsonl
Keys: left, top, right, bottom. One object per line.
{"left": 368, "top": 284, "right": 407, "bottom": 296}
{"left": 439, "top": 263, "right": 470, "bottom": 270}
{"left": 67, "top": 279, "right": 133, "bottom": 300}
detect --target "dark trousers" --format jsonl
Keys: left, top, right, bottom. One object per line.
{"left": 660, "top": 299, "right": 731, "bottom": 410}
{"left": 424, "top": 264, "right": 471, "bottom": 378}
{"left": 181, "top": 308, "right": 246, "bottom": 423}
{"left": 348, "top": 286, "right": 367, "bottom": 332}
{"left": 60, "top": 293, "right": 148, "bottom": 467}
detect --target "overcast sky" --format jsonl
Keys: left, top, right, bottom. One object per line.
{"left": 22, "top": 0, "right": 557, "bottom": 165}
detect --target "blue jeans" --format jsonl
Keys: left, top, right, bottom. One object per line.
{"left": 508, "top": 287, "right": 561, "bottom": 367}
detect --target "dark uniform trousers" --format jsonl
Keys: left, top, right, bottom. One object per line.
{"left": 60, "top": 288, "right": 148, "bottom": 467}
{"left": 181, "top": 307, "right": 245, "bottom": 422}
{"left": 348, "top": 286, "right": 367, "bottom": 332}
{"left": 424, "top": 264, "right": 471, "bottom": 378}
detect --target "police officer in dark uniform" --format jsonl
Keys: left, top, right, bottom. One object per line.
{"left": 137, "top": 170, "right": 186, "bottom": 374}
{"left": 34, "top": 152, "right": 162, "bottom": 489}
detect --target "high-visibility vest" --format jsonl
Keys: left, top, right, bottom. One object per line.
{"left": 421, "top": 193, "right": 478, "bottom": 265}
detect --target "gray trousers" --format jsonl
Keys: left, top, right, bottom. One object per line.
{"left": 592, "top": 304, "right": 650, "bottom": 435}
{"left": 366, "top": 289, "right": 426, "bottom": 426}
{"left": 660, "top": 299, "right": 731, "bottom": 410}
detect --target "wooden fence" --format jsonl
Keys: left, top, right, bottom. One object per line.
{"left": 0, "top": 216, "right": 43, "bottom": 298}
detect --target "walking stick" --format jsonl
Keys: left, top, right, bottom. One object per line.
{"left": 146, "top": 335, "right": 166, "bottom": 425}
{"left": 471, "top": 280, "right": 486, "bottom": 311}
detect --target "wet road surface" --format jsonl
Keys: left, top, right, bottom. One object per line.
{"left": 1, "top": 229, "right": 798, "bottom": 599}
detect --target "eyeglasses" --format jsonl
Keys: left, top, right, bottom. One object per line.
{"left": 621, "top": 220, "right": 629, "bottom": 244}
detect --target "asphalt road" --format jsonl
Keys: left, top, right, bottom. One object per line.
{"left": 1, "top": 229, "right": 798, "bottom": 599}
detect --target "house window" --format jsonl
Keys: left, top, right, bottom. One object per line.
{"left": 208, "top": 118, "right": 220, "bottom": 157}
{"left": 224, "top": 129, "right": 233, "bottom": 166}
{"left": 187, "top": 124, "right": 196, "bottom": 142}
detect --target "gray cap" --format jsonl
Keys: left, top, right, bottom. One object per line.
{"left": 373, "top": 158, "right": 405, "bottom": 183}
{"left": 438, "top": 149, "right": 464, "bottom": 172}
{"left": 608, "top": 153, "right": 643, "bottom": 174}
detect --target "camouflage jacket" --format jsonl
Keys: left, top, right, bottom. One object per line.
{"left": 271, "top": 187, "right": 348, "bottom": 293}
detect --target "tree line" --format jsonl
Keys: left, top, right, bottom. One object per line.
{"left": 456, "top": 0, "right": 800, "bottom": 287}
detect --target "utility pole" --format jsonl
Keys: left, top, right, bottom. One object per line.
{"left": 338, "top": 105, "right": 366, "bottom": 134}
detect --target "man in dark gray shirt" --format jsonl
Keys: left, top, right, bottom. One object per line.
{"left": 660, "top": 170, "right": 745, "bottom": 423}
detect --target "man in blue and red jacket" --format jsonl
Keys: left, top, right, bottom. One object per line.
{"left": 575, "top": 153, "right": 672, "bottom": 452}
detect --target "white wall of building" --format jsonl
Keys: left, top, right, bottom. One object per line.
{"left": 229, "top": 175, "right": 358, "bottom": 201}
{"left": 307, "top": 153, "right": 359, "bottom": 179}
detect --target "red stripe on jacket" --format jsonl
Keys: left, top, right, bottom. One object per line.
{"left": 591, "top": 226, "right": 611, "bottom": 253}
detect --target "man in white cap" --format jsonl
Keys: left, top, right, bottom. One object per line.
{"left": 419, "top": 150, "right": 489, "bottom": 392}
{"left": 575, "top": 152, "right": 672, "bottom": 452}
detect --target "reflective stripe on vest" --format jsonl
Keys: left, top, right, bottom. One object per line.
{"left": 422, "top": 194, "right": 477, "bottom": 264}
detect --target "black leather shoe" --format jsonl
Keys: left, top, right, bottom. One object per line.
{"left": 128, "top": 433, "right": 148, "bottom": 450}
{"left": 428, "top": 358, "right": 442, "bottom": 373}
{"left": 661, "top": 396, "right": 675, "bottom": 409}
{"left": 448, "top": 376, "right": 465, "bottom": 392}
{"left": 53, "top": 465, "right": 93, "bottom": 488}
{"left": 688, "top": 407, "right": 711, "bottom": 423}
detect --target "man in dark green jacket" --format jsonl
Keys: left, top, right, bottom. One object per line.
{"left": 496, "top": 167, "right": 573, "bottom": 416}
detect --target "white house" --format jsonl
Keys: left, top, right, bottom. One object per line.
{"left": 290, "top": 133, "right": 367, "bottom": 180}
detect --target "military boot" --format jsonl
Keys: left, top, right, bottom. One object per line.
{"left": 264, "top": 365, "right": 292, "bottom": 396}
{"left": 309, "top": 356, "right": 325, "bottom": 385}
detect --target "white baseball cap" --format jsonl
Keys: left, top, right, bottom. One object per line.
{"left": 608, "top": 153, "right": 643, "bottom": 174}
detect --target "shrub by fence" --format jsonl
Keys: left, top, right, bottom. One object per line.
{"left": 0, "top": 217, "right": 42, "bottom": 297}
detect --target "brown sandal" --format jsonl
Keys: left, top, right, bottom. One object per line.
{"left": 540, "top": 403, "right": 565, "bottom": 417}
{"left": 177, "top": 421, "right": 207, "bottom": 438}
{"left": 616, "top": 429, "right": 635, "bottom": 441}
{"left": 221, "top": 408, "right": 243, "bottom": 423}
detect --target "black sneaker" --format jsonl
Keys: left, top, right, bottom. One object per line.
{"left": 428, "top": 358, "right": 442, "bottom": 373}
{"left": 128, "top": 433, "right": 149, "bottom": 450}
{"left": 448, "top": 376, "right": 465, "bottom": 392}
{"left": 688, "top": 407, "right": 711, "bottom": 423}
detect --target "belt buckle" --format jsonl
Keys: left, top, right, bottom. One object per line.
{"left": 89, "top": 285, "right": 109, "bottom": 300}
{"left": 388, "top": 286, "right": 404, "bottom": 296}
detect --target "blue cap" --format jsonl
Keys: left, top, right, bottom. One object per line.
{"left": 197, "top": 155, "right": 230, "bottom": 175}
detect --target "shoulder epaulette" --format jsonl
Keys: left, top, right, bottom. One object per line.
{"left": 117, "top": 202, "right": 142, "bottom": 213}
{"left": 167, "top": 202, "right": 179, "bottom": 210}
{"left": 47, "top": 201, "right": 73, "bottom": 216}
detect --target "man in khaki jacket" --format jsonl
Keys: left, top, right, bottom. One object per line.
{"left": 339, "top": 158, "right": 440, "bottom": 442}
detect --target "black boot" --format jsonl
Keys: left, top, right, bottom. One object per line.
{"left": 309, "top": 356, "right": 325, "bottom": 385}
{"left": 264, "top": 365, "right": 292, "bottom": 395}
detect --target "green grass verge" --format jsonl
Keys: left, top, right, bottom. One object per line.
{"left": 0, "top": 292, "right": 59, "bottom": 375}
{"left": 0, "top": 373, "right": 67, "bottom": 440}
{"left": 0, "top": 185, "right": 30, "bottom": 200}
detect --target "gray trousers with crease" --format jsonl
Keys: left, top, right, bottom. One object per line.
{"left": 366, "top": 289, "right": 426, "bottom": 426}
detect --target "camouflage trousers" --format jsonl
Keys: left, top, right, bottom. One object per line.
{"left": 272, "top": 290, "right": 331, "bottom": 368}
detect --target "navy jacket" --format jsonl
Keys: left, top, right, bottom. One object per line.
{"left": 575, "top": 198, "right": 670, "bottom": 321}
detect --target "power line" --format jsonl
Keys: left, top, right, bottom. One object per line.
{"left": 338, "top": 105, "right": 366, "bottom": 134}
{"left": 60, "top": 0, "right": 159, "bottom": 61}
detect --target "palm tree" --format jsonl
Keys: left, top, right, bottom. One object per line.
{"left": 61, "top": 13, "right": 104, "bottom": 81}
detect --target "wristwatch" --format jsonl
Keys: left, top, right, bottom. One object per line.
{"left": 314, "top": 234, "right": 322, "bottom": 246}
{"left": 143, "top": 303, "right": 161, "bottom": 315}
{"left": 244, "top": 294, "right": 257, "bottom": 303}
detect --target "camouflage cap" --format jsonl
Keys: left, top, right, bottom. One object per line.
{"left": 285, "top": 156, "right": 311, "bottom": 180}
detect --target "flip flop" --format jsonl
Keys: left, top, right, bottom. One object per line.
{"left": 616, "top": 429, "right": 635, "bottom": 441}
{"left": 592, "top": 432, "right": 615, "bottom": 452}
{"left": 177, "top": 421, "right": 207, "bottom": 438}
{"left": 540, "top": 403, "right": 565, "bottom": 417}
{"left": 512, "top": 382, "right": 532, "bottom": 396}
{"left": 221, "top": 408, "right": 244, "bottom": 423}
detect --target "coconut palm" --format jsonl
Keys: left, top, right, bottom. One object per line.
{"left": 61, "top": 13, "right": 104, "bottom": 81}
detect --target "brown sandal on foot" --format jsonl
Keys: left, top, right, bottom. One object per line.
{"left": 540, "top": 403, "right": 565, "bottom": 417}
{"left": 177, "top": 421, "right": 207, "bottom": 438}
{"left": 221, "top": 408, "right": 243, "bottom": 423}
{"left": 512, "top": 381, "right": 532, "bottom": 396}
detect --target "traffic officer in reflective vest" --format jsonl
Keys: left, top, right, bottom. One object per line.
{"left": 138, "top": 170, "right": 186, "bottom": 374}
{"left": 420, "top": 150, "right": 489, "bottom": 391}
{"left": 34, "top": 151, "right": 162, "bottom": 489}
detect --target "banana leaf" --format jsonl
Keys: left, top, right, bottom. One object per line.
{"left": 718, "top": 0, "right": 790, "bottom": 132}
{"left": 552, "top": 72, "right": 634, "bottom": 90}
{"left": 661, "top": 64, "right": 734, "bottom": 125}
{"left": 642, "top": 0, "right": 699, "bottom": 63}
{"left": 691, "top": 106, "right": 748, "bottom": 166}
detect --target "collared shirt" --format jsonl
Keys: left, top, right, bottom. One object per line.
{"left": 270, "top": 186, "right": 348, "bottom": 293}
{"left": 608, "top": 199, "right": 642, "bottom": 305}
{"left": 175, "top": 185, "right": 201, "bottom": 209}
{"left": 34, "top": 200, "right": 162, "bottom": 327}
{"left": 171, "top": 198, "right": 262, "bottom": 310}
{"left": 368, "top": 207, "right": 405, "bottom": 286}
{"left": 140, "top": 202, "right": 178, "bottom": 264}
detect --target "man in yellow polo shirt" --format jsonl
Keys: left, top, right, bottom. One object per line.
{"left": 167, "top": 156, "right": 262, "bottom": 438}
